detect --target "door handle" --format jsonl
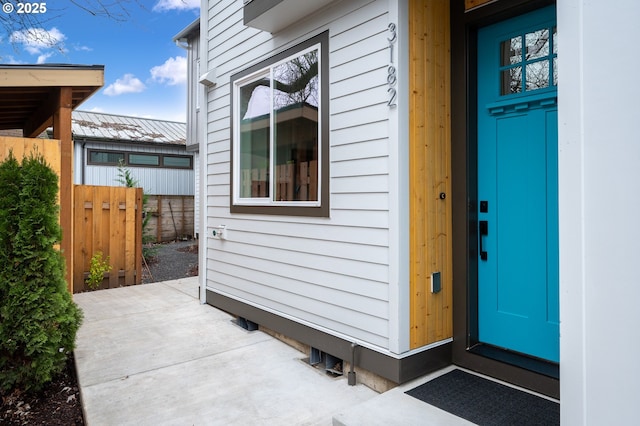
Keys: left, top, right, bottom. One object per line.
{"left": 479, "top": 220, "right": 488, "bottom": 261}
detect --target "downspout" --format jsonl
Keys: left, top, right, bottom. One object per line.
{"left": 81, "top": 142, "right": 86, "bottom": 185}
{"left": 197, "top": 7, "right": 207, "bottom": 305}
{"left": 198, "top": 144, "right": 207, "bottom": 304}
{"left": 175, "top": 22, "right": 207, "bottom": 303}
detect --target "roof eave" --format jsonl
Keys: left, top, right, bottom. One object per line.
{"left": 172, "top": 18, "right": 200, "bottom": 42}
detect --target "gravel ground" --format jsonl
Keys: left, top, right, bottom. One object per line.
{"left": 142, "top": 239, "right": 199, "bottom": 283}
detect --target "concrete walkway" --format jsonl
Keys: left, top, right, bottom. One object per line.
{"left": 73, "top": 277, "right": 471, "bottom": 425}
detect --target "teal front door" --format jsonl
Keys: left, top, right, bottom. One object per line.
{"left": 477, "top": 6, "right": 559, "bottom": 363}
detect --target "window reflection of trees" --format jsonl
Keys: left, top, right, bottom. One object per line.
{"left": 237, "top": 48, "right": 320, "bottom": 202}
{"left": 240, "top": 51, "right": 318, "bottom": 119}
{"left": 500, "top": 27, "right": 556, "bottom": 95}
{"left": 273, "top": 51, "right": 318, "bottom": 109}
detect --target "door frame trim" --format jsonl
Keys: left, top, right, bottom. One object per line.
{"left": 450, "top": 0, "right": 559, "bottom": 399}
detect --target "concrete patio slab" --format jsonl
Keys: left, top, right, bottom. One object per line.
{"left": 73, "top": 278, "right": 378, "bottom": 425}
{"left": 162, "top": 275, "right": 199, "bottom": 299}
{"left": 73, "top": 277, "right": 560, "bottom": 425}
{"left": 332, "top": 366, "right": 475, "bottom": 426}
{"left": 74, "top": 277, "right": 487, "bottom": 425}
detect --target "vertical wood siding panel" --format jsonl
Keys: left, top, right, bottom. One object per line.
{"left": 409, "top": 0, "right": 453, "bottom": 348}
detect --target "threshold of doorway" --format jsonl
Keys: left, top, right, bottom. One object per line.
{"left": 469, "top": 343, "right": 559, "bottom": 379}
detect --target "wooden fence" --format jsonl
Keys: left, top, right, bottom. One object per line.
{"left": 145, "top": 195, "right": 194, "bottom": 242}
{"left": 73, "top": 185, "right": 142, "bottom": 292}
{"left": 277, "top": 160, "right": 318, "bottom": 201}
{"left": 0, "top": 137, "right": 61, "bottom": 201}
{"left": 241, "top": 168, "right": 268, "bottom": 198}
{"left": 242, "top": 160, "right": 318, "bottom": 201}
{"left": 0, "top": 137, "right": 61, "bottom": 175}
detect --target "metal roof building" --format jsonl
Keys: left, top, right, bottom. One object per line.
{"left": 68, "top": 111, "right": 192, "bottom": 197}
{"left": 72, "top": 110, "right": 186, "bottom": 146}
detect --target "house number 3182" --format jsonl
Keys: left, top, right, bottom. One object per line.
{"left": 387, "top": 23, "right": 397, "bottom": 108}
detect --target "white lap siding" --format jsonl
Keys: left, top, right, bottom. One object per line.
{"left": 204, "top": 0, "right": 396, "bottom": 351}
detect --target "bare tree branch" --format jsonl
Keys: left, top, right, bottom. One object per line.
{"left": 0, "top": 0, "right": 145, "bottom": 58}
{"left": 239, "top": 51, "right": 319, "bottom": 118}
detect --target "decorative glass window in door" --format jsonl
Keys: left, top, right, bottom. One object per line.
{"left": 499, "top": 26, "right": 557, "bottom": 95}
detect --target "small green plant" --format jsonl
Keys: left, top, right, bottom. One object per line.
{"left": 86, "top": 252, "right": 112, "bottom": 290}
{"left": 116, "top": 160, "right": 157, "bottom": 258}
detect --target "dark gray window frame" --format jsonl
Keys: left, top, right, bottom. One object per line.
{"left": 87, "top": 149, "right": 193, "bottom": 170}
{"left": 230, "top": 31, "right": 329, "bottom": 217}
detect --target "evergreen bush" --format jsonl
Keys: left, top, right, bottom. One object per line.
{"left": 0, "top": 152, "right": 83, "bottom": 393}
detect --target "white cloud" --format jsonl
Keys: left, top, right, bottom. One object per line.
{"left": 153, "top": 0, "right": 199, "bottom": 12}
{"left": 36, "top": 52, "right": 54, "bottom": 64}
{"left": 150, "top": 56, "right": 187, "bottom": 86}
{"left": 74, "top": 44, "right": 93, "bottom": 52}
{"left": 104, "top": 74, "right": 146, "bottom": 96}
{"left": 0, "top": 55, "right": 22, "bottom": 65}
{"left": 9, "top": 27, "right": 66, "bottom": 55}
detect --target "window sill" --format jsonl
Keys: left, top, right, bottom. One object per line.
{"left": 230, "top": 203, "right": 329, "bottom": 217}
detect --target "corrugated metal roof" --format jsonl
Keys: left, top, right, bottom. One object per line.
{"left": 72, "top": 111, "right": 186, "bottom": 146}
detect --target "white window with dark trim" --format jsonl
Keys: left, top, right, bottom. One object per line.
{"left": 231, "top": 31, "right": 329, "bottom": 216}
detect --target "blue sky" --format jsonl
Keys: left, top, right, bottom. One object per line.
{"left": 0, "top": 0, "right": 199, "bottom": 122}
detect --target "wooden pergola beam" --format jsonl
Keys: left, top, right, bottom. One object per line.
{"left": 52, "top": 87, "right": 74, "bottom": 293}
{"left": 0, "top": 67, "right": 103, "bottom": 88}
{"left": 24, "top": 88, "right": 55, "bottom": 138}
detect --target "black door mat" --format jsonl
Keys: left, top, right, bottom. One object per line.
{"left": 405, "top": 369, "right": 559, "bottom": 425}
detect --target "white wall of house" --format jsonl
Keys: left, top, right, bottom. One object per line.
{"left": 559, "top": 0, "right": 640, "bottom": 423}
{"left": 73, "top": 141, "right": 195, "bottom": 196}
{"left": 202, "top": 0, "right": 414, "bottom": 354}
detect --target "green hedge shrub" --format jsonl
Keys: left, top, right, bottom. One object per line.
{"left": 0, "top": 152, "right": 83, "bottom": 393}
